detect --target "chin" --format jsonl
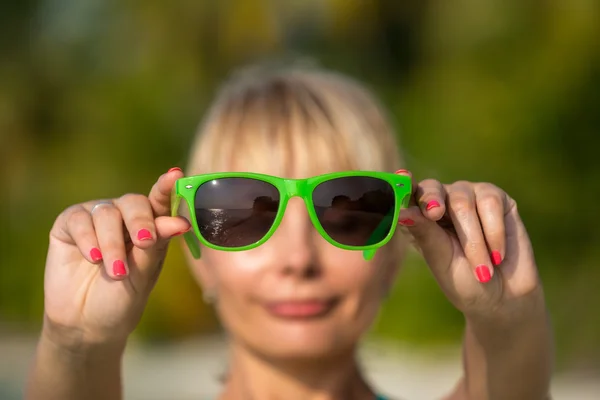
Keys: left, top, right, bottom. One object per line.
{"left": 250, "top": 322, "right": 357, "bottom": 361}
{"left": 259, "top": 341, "right": 349, "bottom": 361}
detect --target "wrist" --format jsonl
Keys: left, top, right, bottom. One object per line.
{"left": 465, "top": 296, "right": 552, "bottom": 350}
{"left": 41, "top": 317, "right": 127, "bottom": 360}
{"left": 31, "top": 325, "right": 126, "bottom": 400}
{"left": 40, "top": 329, "right": 127, "bottom": 364}
{"left": 465, "top": 285, "right": 548, "bottom": 329}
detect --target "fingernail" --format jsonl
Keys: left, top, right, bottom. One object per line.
{"left": 168, "top": 167, "right": 182, "bottom": 173}
{"left": 491, "top": 250, "right": 502, "bottom": 266}
{"left": 137, "top": 229, "right": 153, "bottom": 241}
{"left": 172, "top": 226, "right": 192, "bottom": 237}
{"left": 90, "top": 248, "right": 103, "bottom": 262}
{"left": 398, "top": 218, "right": 415, "bottom": 226}
{"left": 475, "top": 265, "right": 492, "bottom": 283}
{"left": 113, "top": 260, "right": 127, "bottom": 277}
{"left": 426, "top": 200, "right": 440, "bottom": 211}
{"left": 395, "top": 169, "right": 411, "bottom": 176}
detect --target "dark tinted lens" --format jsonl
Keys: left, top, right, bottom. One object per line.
{"left": 194, "top": 178, "right": 280, "bottom": 247}
{"left": 312, "top": 176, "right": 395, "bottom": 246}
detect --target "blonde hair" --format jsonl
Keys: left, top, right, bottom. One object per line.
{"left": 187, "top": 63, "right": 405, "bottom": 176}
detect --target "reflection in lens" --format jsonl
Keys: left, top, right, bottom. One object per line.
{"left": 313, "top": 177, "right": 395, "bottom": 246}
{"left": 194, "top": 178, "right": 280, "bottom": 247}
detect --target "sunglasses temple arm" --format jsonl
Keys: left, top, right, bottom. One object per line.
{"left": 364, "top": 186, "right": 412, "bottom": 260}
{"left": 171, "top": 189, "right": 202, "bottom": 259}
{"left": 363, "top": 248, "right": 377, "bottom": 261}
{"left": 363, "top": 219, "right": 391, "bottom": 261}
{"left": 183, "top": 231, "right": 202, "bottom": 259}
{"left": 363, "top": 221, "right": 386, "bottom": 260}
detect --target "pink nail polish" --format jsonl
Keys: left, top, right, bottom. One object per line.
{"left": 394, "top": 169, "right": 412, "bottom": 176}
{"left": 113, "top": 260, "right": 127, "bottom": 277}
{"left": 90, "top": 248, "right": 103, "bottom": 262}
{"left": 475, "top": 265, "right": 491, "bottom": 283}
{"left": 137, "top": 229, "right": 153, "bottom": 241}
{"left": 168, "top": 167, "right": 182, "bottom": 173}
{"left": 426, "top": 200, "right": 440, "bottom": 211}
{"left": 491, "top": 251, "right": 502, "bottom": 266}
{"left": 172, "top": 226, "right": 192, "bottom": 237}
{"left": 399, "top": 218, "right": 415, "bottom": 226}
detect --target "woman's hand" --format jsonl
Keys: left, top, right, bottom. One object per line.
{"left": 42, "top": 168, "right": 191, "bottom": 351}
{"left": 395, "top": 171, "right": 544, "bottom": 323}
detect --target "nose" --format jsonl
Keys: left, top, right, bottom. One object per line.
{"left": 272, "top": 197, "right": 320, "bottom": 277}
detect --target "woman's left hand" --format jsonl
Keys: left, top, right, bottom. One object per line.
{"left": 395, "top": 171, "right": 545, "bottom": 323}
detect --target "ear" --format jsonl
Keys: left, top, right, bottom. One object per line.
{"left": 181, "top": 240, "right": 217, "bottom": 293}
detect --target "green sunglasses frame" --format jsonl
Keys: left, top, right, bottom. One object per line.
{"left": 171, "top": 171, "right": 412, "bottom": 261}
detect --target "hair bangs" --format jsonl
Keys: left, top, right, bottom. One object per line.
{"left": 188, "top": 66, "right": 402, "bottom": 179}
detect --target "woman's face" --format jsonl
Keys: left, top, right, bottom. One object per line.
{"left": 187, "top": 165, "right": 404, "bottom": 360}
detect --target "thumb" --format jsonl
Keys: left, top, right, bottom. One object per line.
{"left": 127, "top": 215, "right": 191, "bottom": 286}
{"left": 393, "top": 170, "right": 454, "bottom": 276}
{"left": 398, "top": 205, "right": 454, "bottom": 274}
{"left": 154, "top": 215, "right": 192, "bottom": 242}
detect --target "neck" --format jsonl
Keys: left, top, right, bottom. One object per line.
{"left": 219, "top": 341, "right": 377, "bottom": 400}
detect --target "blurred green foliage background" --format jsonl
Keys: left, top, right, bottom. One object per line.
{"left": 1, "top": 0, "right": 599, "bottom": 372}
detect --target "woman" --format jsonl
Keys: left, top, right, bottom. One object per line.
{"left": 26, "top": 64, "right": 553, "bottom": 400}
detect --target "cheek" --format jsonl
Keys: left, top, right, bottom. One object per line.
{"left": 321, "top": 247, "right": 388, "bottom": 321}
{"left": 198, "top": 248, "right": 271, "bottom": 318}
{"left": 323, "top": 246, "right": 388, "bottom": 290}
{"left": 201, "top": 248, "right": 268, "bottom": 290}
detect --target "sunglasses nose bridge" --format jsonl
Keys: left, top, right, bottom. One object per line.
{"left": 283, "top": 178, "right": 307, "bottom": 199}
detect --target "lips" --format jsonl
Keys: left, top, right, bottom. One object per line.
{"left": 264, "top": 299, "right": 337, "bottom": 319}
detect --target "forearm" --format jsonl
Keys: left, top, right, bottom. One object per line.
{"left": 451, "top": 296, "right": 553, "bottom": 400}
{"left": 25, "top": 333, "right": 125, "bottom": 400}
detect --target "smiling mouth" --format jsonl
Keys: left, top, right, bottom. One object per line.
{"left": 263, "top": 298, "right": 339, "bottom": 320}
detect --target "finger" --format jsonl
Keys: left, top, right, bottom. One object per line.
{"left": 447, "top": 182, "right": 494, "bottom": 283}
{"left": 123, "top": 215, "right": 191, "bottom": 292}
{"left": 81, "top": 199, "right": 133, "bottom": 243}
{"left": 113, "top": 193, "right": 191, "bottom": 287}
{"left": 394, "top": 168, "right": 418, "bottom": 209}
{"left": 56, "top": 205, "right": 104, "bottom": 264}
{"left": 393, "top": 172, "right": 453, "bottom": 269}
{"left": 154, "top": 215, "right": 192, "bottom": 240}
{"left": 414, "top": 179, "right": 446, "bottom": 221}
{"left": 90, "top": 203, "right": 129, "bottom": 280}
{"left": 474, "top": 183, "right": 507, "bottom": 266}
{"left": 114, "top": 193, "right": 157, "bottom": 250}
{"left": 502, "top": 200, "right": 538, "bottom": 288}
{"left": 394, "top": 169, "right": 412, "bottom": 179}
{"left": 394, "top": 169, "right": 414, "bottom": 196}
{"left": 397, "top": 205, "right": 454, "bottom": 270}
{"left": 148, "top": 167, "right": 184, "bottom": 217}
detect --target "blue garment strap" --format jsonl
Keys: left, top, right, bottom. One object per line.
{"left": 376, "top": 395, "right": 389, "bottom": 400}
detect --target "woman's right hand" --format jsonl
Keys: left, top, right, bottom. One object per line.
{"left": 42, "top": 168, "right": 191, "bottom": 352}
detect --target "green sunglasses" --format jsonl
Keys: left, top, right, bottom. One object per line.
{"left": 171, "top": 171, "right": 412, "bottom": 261}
